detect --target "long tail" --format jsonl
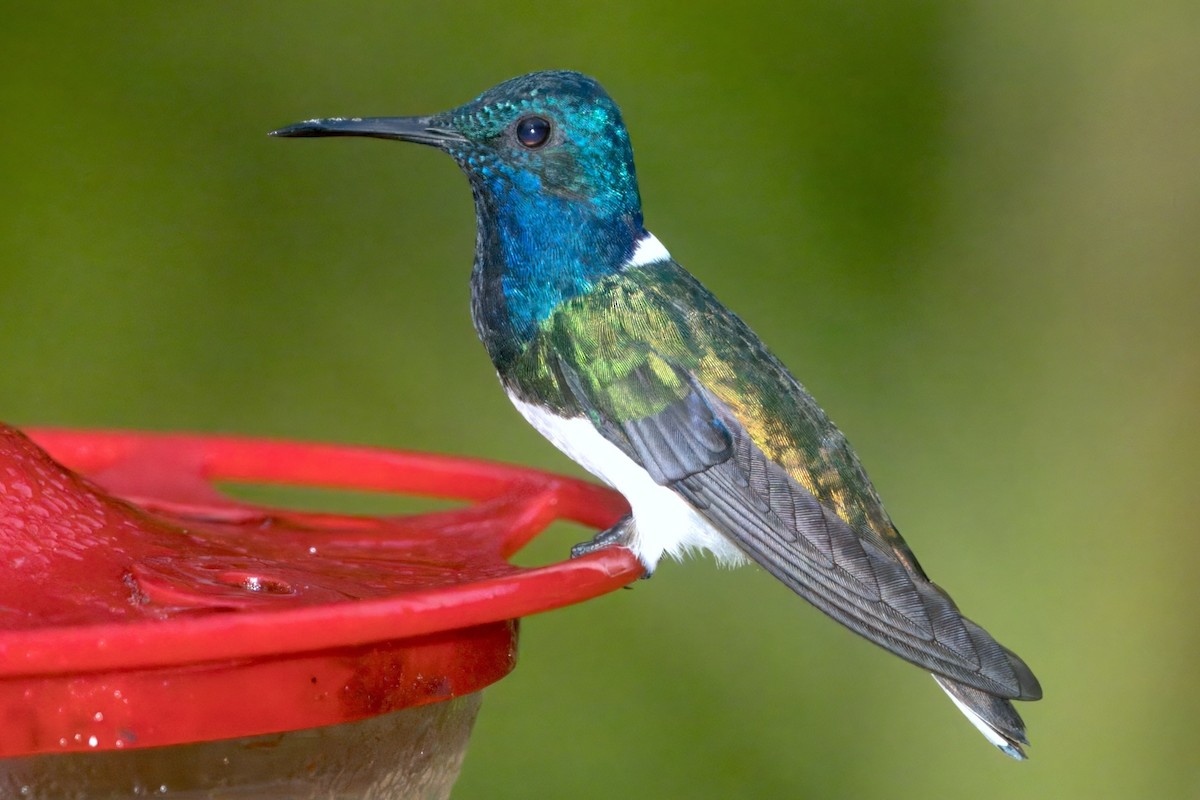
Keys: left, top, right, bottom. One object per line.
{"left": 933, "top": 673, "right": 1038, "bottom": 759}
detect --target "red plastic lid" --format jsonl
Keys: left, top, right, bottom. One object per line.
{"left": 0, "top": 425, "right": 640, "bottom": 757}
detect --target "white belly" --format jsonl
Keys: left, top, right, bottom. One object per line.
{"left": 509, "top": 394, "right": 748, "bottom": 570}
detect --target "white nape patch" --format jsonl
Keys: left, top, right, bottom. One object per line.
{"left": 510, "top": 395, "right": 747, "bottom": 571}
{"left": 933, "top": 676, "right": 1023, "bottom": 759}
{"left": 626, "top": 231, "right": 672, "bottom": 268}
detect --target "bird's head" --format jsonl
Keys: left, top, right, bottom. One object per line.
{"left": 272, "top": 71, "right": 643, "bottom": 224}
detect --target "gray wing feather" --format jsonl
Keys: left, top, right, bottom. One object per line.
{"left": 675, "top": 424, "right": 1032, "bottom": 698}
{"left": 617, "top": 376, "right": 1037, "bottom": 700}
{"left": 622, "top": 388, "right": 732, "bottom": 483}
{"left": 557, "top": 355, "right": 1040, "bottom": 701}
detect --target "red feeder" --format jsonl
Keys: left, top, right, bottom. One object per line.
{"left": 0, "top": 425, "right": 641, "bottom": 798}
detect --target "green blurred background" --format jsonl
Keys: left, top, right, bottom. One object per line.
{"left": 2, "top": 2, "right": 1197, "bottom": 797}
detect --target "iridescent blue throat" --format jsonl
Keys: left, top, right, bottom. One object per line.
{"left": 467, "top": 163, "right": 644, "bottom": 351}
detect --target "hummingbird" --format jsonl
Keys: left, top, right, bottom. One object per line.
{"left": 272, "top": 70, "right": 1042, "bottom": 758}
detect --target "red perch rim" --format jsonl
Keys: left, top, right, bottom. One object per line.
{"left": 0, "top": 425, "right": 640, "bottom": 757}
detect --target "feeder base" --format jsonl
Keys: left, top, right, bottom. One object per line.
{"left": 0, "top": 693, "right": 482, "bottom": 800}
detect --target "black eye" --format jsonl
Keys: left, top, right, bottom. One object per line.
{"left": 516, "top": 115, "right": 551, "bottom": 148}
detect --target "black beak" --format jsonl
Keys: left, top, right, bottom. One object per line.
{"left": 269, "top": 115, "right": 464, "bottom": 147}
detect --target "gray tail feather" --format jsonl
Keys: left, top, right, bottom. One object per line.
{"left": 933, "top": 675, "right": 1032, "bottom": 760}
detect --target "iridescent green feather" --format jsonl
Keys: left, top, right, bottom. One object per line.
{"left": 506, "top": 260, "right": 922, "bottom": 572}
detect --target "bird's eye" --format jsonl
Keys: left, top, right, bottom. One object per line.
{"left": 516, "top": 115, "right": 552, "bottom": 148}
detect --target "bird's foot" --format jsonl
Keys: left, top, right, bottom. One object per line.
{"left": 571, "top": 514, "right": 634, "bottom": 558}
{"left": 570, "top": 515, "right": 653, "bottom": 579}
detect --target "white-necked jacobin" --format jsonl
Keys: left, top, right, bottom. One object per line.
{"left": 272, "top": 70, "right": 1041, "bottom": 758}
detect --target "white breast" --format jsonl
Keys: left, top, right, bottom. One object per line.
{"left": 509, "top": 394, "right": 748, "bottom": 571}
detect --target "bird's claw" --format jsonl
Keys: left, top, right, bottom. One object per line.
{"left": 570, "top": 514, "right": 653, "bottom": 580}
{"left": 570, "top": 513, "right": 634, "bottom": 558}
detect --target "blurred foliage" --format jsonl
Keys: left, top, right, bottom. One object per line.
{"left": 2, "top": 2, "right": 1198, "bottom": 797}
